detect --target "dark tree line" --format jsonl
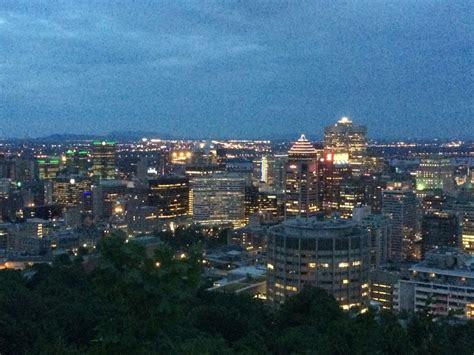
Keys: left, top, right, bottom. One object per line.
{"left": 0, "top": 231, "right": 473, "bottom": 354}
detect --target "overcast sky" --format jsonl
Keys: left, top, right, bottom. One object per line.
{"left": 0, "top": 1, "right": 472, "bottom": 139}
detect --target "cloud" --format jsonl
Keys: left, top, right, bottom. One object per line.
{"left": 0, "top": 1, "right": 471, "bottom": 139}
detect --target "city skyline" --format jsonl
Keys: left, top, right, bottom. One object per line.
{"left": 1, "top": 1, "right": 472, "bottom": 139}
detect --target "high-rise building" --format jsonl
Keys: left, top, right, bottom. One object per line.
{"left": 91, "top": 141, "right": 116, "bottom": 180}
{"left": 191, "top": 173, "right": 246, "bottom": 228}
{"left": 36, "top": 157, "right": 61, "bottom": 180}
{"left": 64, "top": 149, "right": 90, "bottom": 175}
{"left": 52, "top": 176, "right": 92, "bottom": 211}
{"left": 416, "top": 156, "right": 454, "bottom": 195}
{"left": 285, "top": 135, "right": 319, "bottom": 218}
{"left": 92, "top": 180, "right": 128, "bottom": 219}
{"left": 421, "top": 211, "right": 459, "bottom": 257}
{"left": 382, "top": 183, "right": 417, "bottom": 261}
{"left": 324, "top": 117, "right": 367, "bottom": 176}
{"left": 320, "top": 152, "right": 352, "bottom": 217}
{"left": 148, "top": 176, "right": 190, "bottom": 219}
{"left": 353, "top": 206, "right": 391, "bottom": 269}
{"left": 266, "top": 216, "right": 370, "bottom": 311}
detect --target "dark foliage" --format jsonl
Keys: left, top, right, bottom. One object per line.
{"left": 0, "top": 231, "right": 472, "bottom": 354}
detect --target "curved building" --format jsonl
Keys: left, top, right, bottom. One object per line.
{"left": 267, "top": 216, "right": 370, "bottom": 310}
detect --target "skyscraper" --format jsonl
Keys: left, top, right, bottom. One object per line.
{"left": 416, "top": 156, "right": 454, "bottom": 195}
{"left": 285, "top": 135, "right": 319, "bottom": 218}
{"left": 421, "top": 211, "right": 459, "bottom": 257}
{"left": 324, "top": 117, "right": 367, "bottom": 176}
{"left": 382, "top": 183, "right": 417, "bottom": 261}
{"left": 148, "top": 176, "right": 190, "bottom": 219}
{"left": 91, "top": 141, "right": 116, "bottom": 180}
{"left": 191, "top": 173, "right": 246, "bottom": 228}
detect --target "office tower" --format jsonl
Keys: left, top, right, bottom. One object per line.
{"left": 14, "top": 156, "right": 35, "bottom": 183}
{"left": 421, "top": 211, "right": 459, "bottom": 257}
{"left": 361, "top": 174, "right": 387, "bottom": 214}
{"left": 421, "top": 191, "right": 448, "bottom": 212}
{"left": 416, "top": 156, "right": 454, "bottom": 195}
{"left": 353, "top": 206, "right": 391, "bottom": 269}
{"left": 36, "top": 157, "right": 61, "bottom": 180}
{"left": 339, "top": 177, "right": 365, "bottom": 218}
{"left": 382, "top": 183, "right": 417, "bottom": 261}
{"left": 270, "top": 154, "right": 288, "bottom": 195}
{"left": 191, "top": 173, "right": 246, "bottom": 228}
{"left": 148, "top": 176, "right": 190, "bottom": 219}
{"left": 91, "top": 141, "right": 116, "bottom": 180}
{"left": 266, "top": 216, "right": 370, "bottom": 310}
{"left": 394, "top": 248, "right": 474, "bottom": 319}
{"left": 52, "top": 176, "right": 92, "bottom": 211}
{"left": 245, "top": 186, "right": 282, "bottom": 222}
{"left": 285, "top": 135, "right": 319, "bottom": 218}
{"left": 64, "top": 149, "right": 90, "bottom": 175}
{"left": 92, "top": 180, "right": 128, "bottom": 219}
{"left": 321, "top": 152, "right": 352, "bottom": 217}
{"left": 324, "top": 117, "right": 367, "bottom": 176}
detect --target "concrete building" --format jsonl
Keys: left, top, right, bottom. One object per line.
{"left": 191, "top": 173, "right": 246, "bottom": 228}
{"left": 266, "top": 216, "right": 370, "bottom": 311}
{"left": 394, "top": 248, "right": 474, "bottom": 319}
{"left": 382, "top": 183, "right": 417, "bottom": 261}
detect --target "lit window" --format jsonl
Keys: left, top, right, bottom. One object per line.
{"left": 339, "top": 262, "right": 350, "bottom": 268}
{"left": 267, "top": 263, "right": 274, "bottom": 270}
{"left": 308, "top": 262, "right": 316, "bottom": 268}
{"left": 343, "top": 279, "right": 349, "bottom": 284}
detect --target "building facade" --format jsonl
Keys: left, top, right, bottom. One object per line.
{"left": 266, "top": 217, "right": 370, "bottom": 311}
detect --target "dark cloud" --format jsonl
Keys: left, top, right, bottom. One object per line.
{"left": 0, "top": 1, "right": 472, "bottom": 139}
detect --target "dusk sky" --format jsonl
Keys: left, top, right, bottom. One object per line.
{"left": 0, "top": 1, "right": 472, "bottom": 139}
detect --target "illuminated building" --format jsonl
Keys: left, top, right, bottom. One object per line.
{"left": 36, "top": 157, "right": 61, "bottom": 180}
{"left": 324, "top": 117, "right": 367, "bottom": 176}
{"left": 245, "top": 186, "right": 283, "bottom": 221}
{"left": 456, "top": 202, "right": 474, "bottom": 254}
{"left": 394, "top": 248, "right": 474, "bottom": 319}
{"left": 416, "top": 157, "right": 454, "bottom": 195}
{"left": 92, "top": 180, "right": 128, "bottom": 219}
{"left": 421, "top": 191, "right": 448, "bottom": 212}
{"left": 338, "top": 178, "right": 365, "bottom": 218}
{"left": 285, "top": 135, "right": 319, "bottom": 218}
{"left": 126, "top": 206, "right": 161, "bottom": 236}
{"left": 170, "top": 150, "right": 192, "bottom": 165}
{"left": 91, "top": 141, "right": 116, "bottom": 180}
{"left": 64, "top": 149, "right": 90, "bottom": 175}
{"left": 148, "top": 176, "right": 190, "bottom": 218}
{"left": 185, "top": 163, "right": 223, "bottom": 177}
{"left": 52, "top": 176, "right": 92, "bottom": 211}
{"left": 421, "top": 211, "right": 459, "bottom": 257}
{"left": 370, "top": 269, "right": 400, "bottom": 310}
{"left": 321, "top": 152, "right": 352, "bottom": 216}
{"left": 382, "top": 183, "right": 417, "bottom": 261}
{"left": 266, "top": 216, "right": 370, "bottom": 310}
{"left": 191, "top": 173, "right": 246, "bottom": 228}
